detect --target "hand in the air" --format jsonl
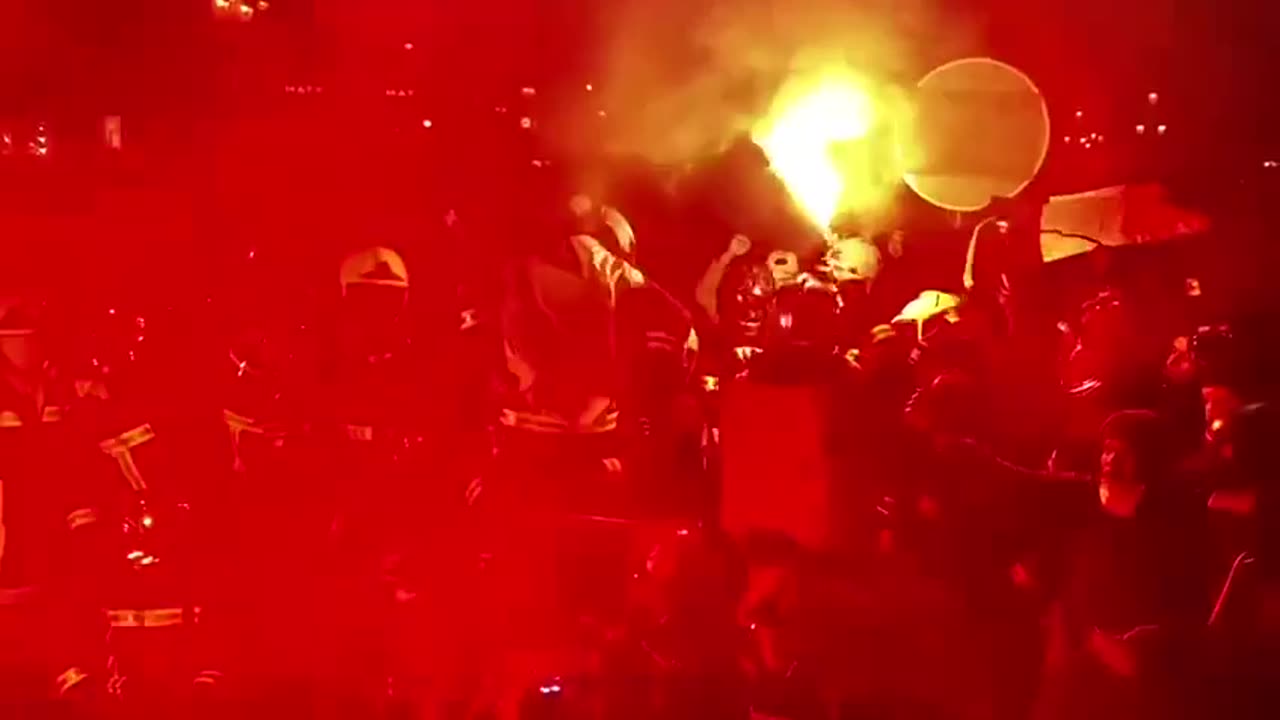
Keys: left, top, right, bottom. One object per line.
{"left": 727, "top": 234, "right": 751, "bottom": 258}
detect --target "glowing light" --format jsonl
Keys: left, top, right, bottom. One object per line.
{"left": 1075, "top": 110, "right": 1084, "bottom": 119}
{"left": 1157, "top": 124, "right": 1168, "bottom": 135}
{"left": 1265, "top": 160, "right": 1278, "bottom": 169}
{"left": 421, "top": 119, "right": 433, "bottom": 128}
{"left": 521, "top": 87, "right": 536, "bottom": 97}
{"left": 585, "top": 83, "right": 594, "bottom": 91}
{"left": 824, "top": 236, "right": 880, "bottom": 281}
{"left": 1136, "top": 124, "right": 1146, "bottom": 135}
{"left": 1148, "top": 92, "right": 1159, "bottom": 105}
{"left": 520, "top": 117, "right": 533, "bottom": 129}
{"left": 403, "top": 42, "right": 414, "bottom": 50}
{"left": 752, "top": 70, "right": 885, "bottom": 229}
{"left": 256, "top": 0, "right": 269, "bottom": 9}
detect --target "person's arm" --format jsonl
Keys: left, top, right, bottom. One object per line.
{"left": 1209, "top": 551, "right": 1257, "bottom": 627}
{"left": 940, "top": 436, "right": 1091, "bottom": 486}
{"left": 695, "top": 254, "right": 732, "bottom": 323}
{"left": 572, "top": 234, "right": 646, "bottom": 292}
{"left": 962, "top": 220, "right": 989, "bottom": 291}
{"left": 695, "top": 234, "right": 752, "bottom": 323}
{"left": 1088, "top": 625, "right": 1154, "bottom": 677}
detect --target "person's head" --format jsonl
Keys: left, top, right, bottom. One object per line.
{"left": 1099, "top": 410, "right": 1169, "bottom": 516}
{"left": 0, "top": 295, "right": 44, "bottom": 373}
{"left": 725, "top": 261, "right": 774, "bottom": 338}
{"left": 639, "top": 527, "right": 739, "bottom": 620}
{"left": 766, "top": 283, "right": 840, "bottom": 351}
{"left": 904, "top": 371, "right": 982, "bottom": 437}
{"left": 338, "top": 247, "right": 410, "bottom": 348}
{"left": 1078, "top": 291, "right": 1129, "bottom": 345}
{"left": 1231, "top": 403, "right": 1278, "bottom": 490}
{"left": 1193, "top": 324, "right": 1259, "bottom": 453}
{"left": 892, "top": 290, "right": 961, "bottom": 344}
{"left": 1202, "top": 384, "right": 1246, "bottom": 451}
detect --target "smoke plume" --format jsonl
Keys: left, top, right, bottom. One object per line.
{"left": 588, "top": 0, "right": 983, "bottom": 166}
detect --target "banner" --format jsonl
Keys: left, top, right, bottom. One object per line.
{"left": 1039, "top": 183, "right": 1211, "bottom": 262}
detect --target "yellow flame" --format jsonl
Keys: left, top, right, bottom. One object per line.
{"left": 753, "top": 71, "right": 877, "bottom": 229}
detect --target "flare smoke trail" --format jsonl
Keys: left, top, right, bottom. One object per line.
{"left": 586, "top": 0, "right": 984, "bottom": 167}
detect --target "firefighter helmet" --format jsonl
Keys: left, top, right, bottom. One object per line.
{"left": 339, "top": 247, "right": 409, "bottom": 295}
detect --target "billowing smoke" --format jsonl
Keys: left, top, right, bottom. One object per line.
{"left": 587, "top": 0, "right": 983, "bottom": 166}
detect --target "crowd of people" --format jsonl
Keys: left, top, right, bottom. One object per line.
{"left": 0, "top": 184, "right": 1276, "bottom": 720}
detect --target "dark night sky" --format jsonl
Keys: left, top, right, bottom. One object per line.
{"left": 0, "top": 0, "right": 1275, "bottom": 171}
{"left": 0, "top": 0, "right": 1275, "bottom": 302}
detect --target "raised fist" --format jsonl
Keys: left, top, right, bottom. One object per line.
{"left": 727, "top": 234, "right": 751, "bottom": 258}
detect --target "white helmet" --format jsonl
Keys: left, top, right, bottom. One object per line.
{"left": 339, "top": 247, "right": 409, "bottom": 296}
{"left": 569, "top": 194, "right": 635, "bottom": 256}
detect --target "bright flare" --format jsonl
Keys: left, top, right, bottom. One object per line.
{"left": 753, "top": 73, "right": 876, "bottom": 230}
